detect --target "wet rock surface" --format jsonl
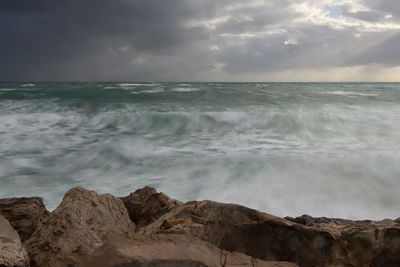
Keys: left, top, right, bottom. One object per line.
{"left": 1, "top": 186, "right": 399, "bottom": 267}
{"left": 0, "top": 215, "right": 29, "bottom": 267}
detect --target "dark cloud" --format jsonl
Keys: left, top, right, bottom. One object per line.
{"left": 1, "top": 0, "right": 400, "bottom": 81}
{"left": 0, "top": 0, "right": 213, "bottom": 81}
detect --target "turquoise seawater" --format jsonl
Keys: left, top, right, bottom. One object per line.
{"left": 1, "top": 82, "right": 400, "bottom": 219}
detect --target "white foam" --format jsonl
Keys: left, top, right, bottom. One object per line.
{"left": 131, "top": 88, "right": 164, "bottom": 94}
{"left": 323, "top": 91, "right": 378, "bottom": 96}
{"left": 171, "top": 87, "right": 200, "bottom": 92}
{"left": 118, "top": 83, "right": 158, "bottom": 87}
{"left": 20, "top": 83, "right": 35, "bottom": 87}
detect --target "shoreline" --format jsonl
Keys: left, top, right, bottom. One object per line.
{"left": 0, "top": 186, "right": 399, "bottom": 267}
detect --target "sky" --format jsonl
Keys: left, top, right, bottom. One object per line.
{"left": 1, "top": 0, "right": 400, "bottom": 82}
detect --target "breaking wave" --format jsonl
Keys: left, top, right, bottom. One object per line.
{"left": 1, "top": 82, "right": 400, "bottom": 219}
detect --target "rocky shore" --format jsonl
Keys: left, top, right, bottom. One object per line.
{"left": 0, "top": 186, "right": 399, "bottom": 267}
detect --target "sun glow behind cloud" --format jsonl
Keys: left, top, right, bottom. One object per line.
{"left": 1, "top": 0, "right": 400, "bottom": 81}
{"left": 292, "top": 1, "right": 400, "bottom": 32}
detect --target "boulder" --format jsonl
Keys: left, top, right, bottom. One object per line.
{"left": 284, "top": 215, "right": 400, "bottom": 266}
{"left": 0, "top": 215, "right": 29, "bottom": 267}
{"left": 219, "top": 219, "right": 348, "bottom": 267}
{"left": 27, "top": 187, "right": 135, "bottom": 267}
{"left": 120, "top": 186, "right": 181, "bottom": 228}
{"left": 140, "top": 209, "right": 400, "bottom": 267}
{"left": 141, "top": 200, "right": 336, "bottom": 265}
{"left": 3, "top": 186, "right": 399, "bottom": 267}
{"left": 372, "top": 227, "right": 400, "bottom": 267}
{"left": 0, "top": 197, "right": 49, "bottom": 241}
{"left": 142, "top": 199, "right": 400, "bottom": 267}
{"left": 140, "top": 200, "right": 273, "bottom": 246}
{"left": 84, "top": 234, "right": 298, "bottom": 267}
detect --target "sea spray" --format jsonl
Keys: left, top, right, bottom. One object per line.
{"left": 0, "top": 82, "right": 400, "bottom": 219}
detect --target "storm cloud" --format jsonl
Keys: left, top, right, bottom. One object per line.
{"left": 1, "top": 0, "right": 400, "bottom": 81}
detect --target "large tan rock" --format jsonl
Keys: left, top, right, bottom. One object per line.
{"left": 120, "top": 186, "right": 181, "bottom": 228}
{"left": 27, "top": 187, "right": 135, "bottom": 267}
{"left": 141, "top": 200, "right": 348, "bottom": 266}
{"left": 140, "top": 200, "right": 272, "bottom": 245}
{"left": 0, "top": 215, "right": 29, "bottom": 267}
{"left": 84, "top": 234, "right": 298, "bottom": 267}
{"left": 2, "top": 186, "right": 398, "bottom": 267}
{"left": 140, "top": 199, "right": 400, "bottom": 267}
{"left": 0, "top": 197, "right": 49, "bottom": 242}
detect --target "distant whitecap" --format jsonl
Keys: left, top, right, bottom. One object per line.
{"left": 131, "top": 88, "right": 164, "bottom": 94}
{"left": 118, "top": 83, "right": 158, "bottom": 87}
{"left": 20, "top": 83, "right": 35, "bottom": 87}
{"left": 322, "top": 91, "right": 378, "bottom": 96}
{"left": 171, "top": 87, "right": 200, "bottom": 92}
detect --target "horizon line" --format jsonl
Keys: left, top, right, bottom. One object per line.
{"left": 1, "top": 81, "right": 400, "bottom": 83}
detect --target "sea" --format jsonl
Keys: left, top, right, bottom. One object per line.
{"left": 1, "top": 82, "right": 399, "bottom": 220}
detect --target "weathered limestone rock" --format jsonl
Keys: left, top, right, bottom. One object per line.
{"left": 0, "top": 215, "right": 29, "bottom": 267}
{"left": 84, "top": 234, "right": 298, "bottom": 267}
{"left": 1, "top": 186, "right": 398, "bottom": 267}
{"left": 0, "top": 197, "right": 49, "bottom": 242}
{"left": 372, "top": 227, "right": 400, "bottom": 267}
{"left": 284, "top": 214, "right": 400, "bottom": 266}
{"left": 222, "top": 218, "right": 400, "bottom": 266}
{"left": 141, "top": 199, "right": 400, "bottom": 267}
{"left": 140, "top": 200, "right": 273, "bottom": 245}
{"left": 339, "top": 226, "right": 383, "bottom": 266}
{"left": 120, "top": 186, "right": 181, "bottom": 228}
{"left": 27, "top": 187, "right": 135, "bottom": 267}
{"left": 219, "top": 219, "right": 348, "bottom": 267}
